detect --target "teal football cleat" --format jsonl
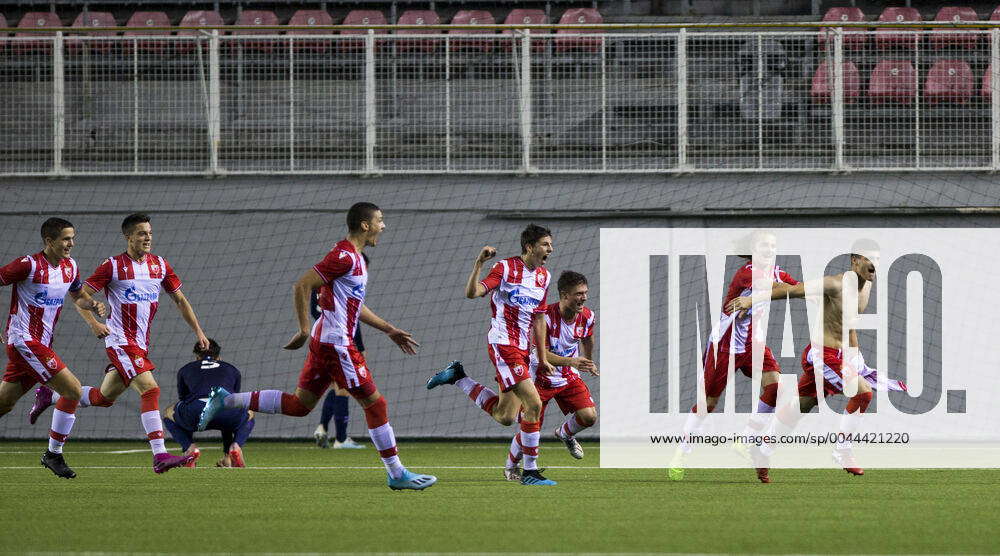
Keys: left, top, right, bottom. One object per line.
{"left": 197, "top": 386, "right": 231, "bottom": 431}
{"left": 388, "top": 469, "right": 438, "bottom": 491}
{"left": 521, "top": 469, "right": 557, "bottom": 486}
{"left": 425, "top": 361, "right": 466, "bottom": 390}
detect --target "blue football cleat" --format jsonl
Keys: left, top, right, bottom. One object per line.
{"left": 197, "top": 386, "right": 231, "bottom": 431}
{"left": 425, "top": 361, "right": 467, "bottom": 390}
{"left": 520, "top": 469, "right": 557, "bottom": 486}
{"left": 388, "top": 469, "right": 438, "bottom": 491}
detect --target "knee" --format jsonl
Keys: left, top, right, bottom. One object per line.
{"left": 164, "top": 405, "right": 175, "bottom": 420}
{"left": 578, "top": 410, "right": 597, "bottom": 428}
{"left": 61, "top": 386, "right": 82, "bottom": 402}
{"left": 496, "top": 415, "right": 516, "bottom": 427}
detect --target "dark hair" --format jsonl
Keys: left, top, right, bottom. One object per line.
{"left": 41, "top": 218, "right": 74, "bottom": 241}
{"left": 520, "top": 224, "right": 552, "bottom": 253}
{"left": 194, "top": 338, "right": 221, "bottom": 359}
{"left": 122, "top": 213, "right": 151, "bottom": 235}
{"left": 850, "top": 238, "right": 880, "bottom": 259}
{"left": 557, "top": 271, "right": 588, "bottom": 294}
{"left": 347, "top": 202, "right": 380, "bottom": 233}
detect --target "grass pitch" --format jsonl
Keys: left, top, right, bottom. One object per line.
{"left": 1, "top": 440, "right": 998, "bottom": 554}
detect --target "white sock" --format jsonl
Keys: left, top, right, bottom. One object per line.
{"left": 680, "top": 412, "right": 706, "bottom": 454}
{"left": 520, "top": 424, "right": 541, "bottom": 471}
{"left": 506, "top": 434, "right": 522, "bottom": 468}
{"left": 742, "top": 400, "right": 776, "bottom": 437}
{"left": 368, "top": 422, "right": 405, "bottom": 479}
{"left": 77, "top": 386, "right": 91, "bottom": 408}
{"left": 47, "top": 408, "right": 76, "bottom": 454}
{"left": 140, "top": 410, "right": 167, "bottom": 455}
{"left": 455, "top": 377, "right": 477, "bottom": 396}
{"left": 837, "top": 410, "right": 864, "bottom": 451}
{"left": 559, "top": 413, "right": 588, "bottom": 438}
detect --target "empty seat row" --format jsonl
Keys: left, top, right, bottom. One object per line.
{"left": 811, "top": 59, "right": 995, "bottom": 104}
{"left": 820, "top": 6, "right": 1000, "bottom": 50}
{"left": 0, "top": 8, "right": 603, "bottom": 54}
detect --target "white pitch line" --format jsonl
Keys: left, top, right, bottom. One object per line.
{"left": 0, "top": 465, "right": 602, "bottom": 470}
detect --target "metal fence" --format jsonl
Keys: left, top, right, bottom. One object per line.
{"left": 1, "top": 27, "right": 999, "bottom": 175}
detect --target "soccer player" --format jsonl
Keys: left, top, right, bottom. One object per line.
{"left": 426, "top": 224, "right": 557, "bottom": 486}
{"left": 1, "top": 218, "right": 107, "bottom": 478}
{"left": 31, "top": 213, "right": 209, "bottom": 473}
{"left": 162, "top": 338, "right": 255, "bottom": 468}
{"left": 728, "top": 239, "right": 905, "bottom": 481}
{"left": 503, "top": 270, "right": 598, "bottom": 481}
{"left": 313, "top": 325, "right": 365, "bottom": 449}
{"left": 669, "top": 230, "right": 798, "bottom": 483}
{"left": 197, "top": 202, "right": 436, "bottom": 490}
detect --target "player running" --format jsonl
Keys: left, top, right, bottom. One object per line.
{"left": 426, "top": 224, "right": 557, "bottom": 486}
{"left": 503, "top": 270, "right": 597, "bottom": 482}
{"left": 30, "top": 213, "right": 209, "bottom": 473}
{"left": 670, "top": 230, "right": 798, "bottom": 483}
{"left": 728, "top": 239, "right": 905, "bottom": 481}
{"left": 196, "top": 202, "right": 436, "bottom": 491}
{"left": 0, "top": 218, "right": 107, "bottom": 478}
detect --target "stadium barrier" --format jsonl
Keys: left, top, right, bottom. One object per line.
{"left": 1, "top": 22, "right": 999, "bottom": 175}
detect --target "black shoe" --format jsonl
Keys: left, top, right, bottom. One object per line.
{"left": 41, "top": 450, "right": 76, "bottom": 479}
{"left": 520, "top": 468, "right": 557, "bottom": 486}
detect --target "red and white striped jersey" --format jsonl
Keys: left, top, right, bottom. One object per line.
{"left": 530, "top": 303, "right": 595, "bottom": 389}
{"left": 0, "top": 253, "right": 81, "bottom": 347}
{"left": 480, "top": 256, "right": 549, "bottom": 350}
{"left": 311, "top": 239, "right": 367, "bottom": 347}
{"left": 708, "top": 262, "right": 798, "bottom": 354}
{"left": 84, "top": 253, "right": 181, "bottom": 350}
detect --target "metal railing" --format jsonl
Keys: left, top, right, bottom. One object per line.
{"left": 1, "top": 26, "right": 999, "bottom": 175}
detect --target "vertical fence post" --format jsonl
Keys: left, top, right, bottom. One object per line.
{"left": 365, "top": 29, "right": 376, "bottom": 175}
{"left": 445, "top": 35, "right": 451, "bottom": 172}
{"left": 289, "top": 36, "right": 295, "bottom": 171}
{"left": 133, "top": 37, "right": 139, "bottom": 173}
{"left": 992, "top": 28, "right": 1000, "bottom": 171}
{"left": 600, "top": 33, "right": 607, "bottom": 171}
{"left": 520, "top": 29, "right": 533, "bottom": 174}
{"left": 914, "top": 34, "right": 921, "bottom": 168}
{"left": 832, "top": 27, "right": 845, "bottom": 171}
{"left": 52, "top": 32, "right": 65, "bottom": 176}
{"left": 756, "top": 34, "right": 763, "bottom": 169}
{"left": 209, "top": 30, "right": 221, "bottom": 174}
{"left": 677, "top": 28, "right": 688, "bottom": 171}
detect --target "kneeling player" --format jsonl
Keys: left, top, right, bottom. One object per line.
{"left": 163, "top": 339, "right": 255, "bottom": 467}
{"left": 503, "top": 271, "right": 598, "bottom": 481}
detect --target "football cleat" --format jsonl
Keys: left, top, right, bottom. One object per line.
{"left": 314, "top": 424, "right": 330, "bottom": 449}
{"left": 426, "top": 361, "right": 466, "bottom": 390}
{"left": 197, "top": 386, "right": 231, "bottom": 431}
{"left": 183, "top": 447, "right": 201, "bottom": 468}
{"left": 388, "top": 469, "right": 437, "bottom": 491}
{"left": 667, "top": 447, "right": 686, "bottom": 481}
{"left": 555, "top": 426, "right": 584, "bottom": 459}
{"left": 41, "top": 450, "right": 76, "bottom": 479}
{"left": 229, "top": 443, "right": 245, "bottom": 468}
{"left": 503, "top": 466, "right": 523, "bottom": 482}
{"left": 28, "top": 386, "right": 54, "bottom": 425}
{"left": 153, "top": 452, "right": 195, "bottom": 474}
{"left": 832, "top": 448, "right": 864, "bottom": 476}
{"left": 333, "top": 437, "right": 365, "bottom": 449}
{"left": 749, "top": 444, "right": 771, "bottom": 483}
{"left": 521, "top": 469, "right": 557, "bottom": 486}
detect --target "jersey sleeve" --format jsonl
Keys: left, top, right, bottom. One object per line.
{"left": 777, "top": 270, "right": 799, "bottom": 286}
{"left": 479, "top": 261, "right": 504, "bottom": 292}
{"left": 532, "top": 271, "right": 550, "bottom": 314}
{"left": 84, "top": 259, "right": 113, "bottom": 292}
{"left": 0, "top": 256, "right": 31, "bottom": 286}
{"left": 313, "top": 249, "right": 353, "bottom": 283}
{"left": 162, "top": 260, "right": 182, "bottom": 293}
{"left": 584, "top": 311, "right": 596, "bottom": 338}
{"left": 68, "top": 265, "right": 82, "bottom": 293}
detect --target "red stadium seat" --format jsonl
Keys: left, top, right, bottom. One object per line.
{"left": 287, "top": 10, "right": 334, "bottom": 53}
{"left": 501, "top": 9, "right": 549, "bottom": 52}
{"left": 869, "top": 59, "right": 916, "bottom": 104}
{"left": 817, "top": 7, "right": 867, "bottom": 51}
{"left": 123, "top": 11, "right": 172, "bottom": 54}
{"left": 875, "top": 7, "right": 922, "bottom": 50}
{"left": 14, "top": 12, "right": 62, "bottom": 54}
{"left": 231, "top": 10, "right": 281, "bottom": 53}
{"left": 395, "top": 10, "right": 441, "bottom": 53}
{"left": 930, "top": 7, "right": 980, "bottom": 50}
{"left": 983, "top": 64, "right": 994, "bottom": 99}
{"left": 810, "top": 60, "right": 860, "bottom": 104}
{"left": 555, "top": 8, "right": 603, "bottom": 53}
{"left": 175, "top": 10, "right": 225, "bottom": 54}
{"left": 338, "top": 10, "right": 388, "bottom": 52}
{"left": 68, "top": 11, "right": 117, "bottom": 54}
{"left": 993, "top": 6, "right": 1000, "bottom": 21}
{"left": 449, "top": 10, "right": 496, "bottom": 53}
{"left": 925, "top": 59, "right": 974, "bottom": 104}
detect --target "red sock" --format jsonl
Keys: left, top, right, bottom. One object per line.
{"left": 139, "top": 387, "right": 160, "bottom": 413}
{"left": 363, "top": 397, "right": 388, "bottom": 428}
{"left": 760, "top": 383, "right": 779, "bottom": 407}
{"left": 280, "top": 393, "right": 311, "bottom": 417}
{"left": 846, "top": 391, "right": 873, "bottom": 414}
{"left": 88, "top": 388, "right": 114, "bottom": 407}
{"left": 691, "top": 404, "right": 717, "bottom": 413}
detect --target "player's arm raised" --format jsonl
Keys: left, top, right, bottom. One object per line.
{"left": 359, "top": 305, "right": 419, "bottom": 355}
{"left": 284, "top": 268, "right": 325, "bottom": 350}
{"left": 73, "top": 284, "right": 111, "bottom": 339}
{"left": 167, "top": 289, "right": 210, "bottom": 352}
{"left": 465, "top": 246, "right": 497, "bottom": 298}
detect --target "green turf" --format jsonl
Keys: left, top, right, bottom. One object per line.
{"left": 1, "top": 440, "right": 998, "bottom": 554}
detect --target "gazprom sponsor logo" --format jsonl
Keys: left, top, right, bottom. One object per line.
{"left": 32, "top": 289, "right": 63, "bottom": 307}
{"left": 351, "top": 283, "right": 366, "bottom": 299}
{"left": 508, "top": 286, "right": 543, "bottom": 308}
{"left": 552, "top": 346, "right": 575, "bottom": 357}
{"left": 124, "top": 286, "right": 158, "bottom": 303}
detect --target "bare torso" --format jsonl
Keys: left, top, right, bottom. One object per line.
{"left": 822, "top": 274, "right": 872, "bottom": 349}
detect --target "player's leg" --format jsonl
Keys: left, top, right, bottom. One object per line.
{"left": 0, "top": 379, "right": 32, "bottom": 418}
{"left": 509, "top": 379, "right": 555, "bottom": 485}
{"left": 832, "top": 361, "right": 872, "bottom": 476}
{"left": 670, "top": 349, "right": 729, "bottom": 480}
{"left": 41, "top": 369, "right": 82, "bottom": 474}
{"left": 352, "top": 387, "right": 435, "bottom": 490}
{"left": 129, "top": 371, "right": 194, "bottom": 472}
{"left": 163, "top": 402, "right": 200, "bottom": 467}
{"left": 553, "top": 381, "right": 597, "bottom": 460}
{"left": 227, "top": 412, "right": 255, "bottom": 467}
{"left": 505, "top": 392, "right": 554, "bottom": 480}
{"left": 329, "top": 386, "right": 360, "bottom": 448}
{"left": 314, "top": 391, "right": 336, "bottom": 448}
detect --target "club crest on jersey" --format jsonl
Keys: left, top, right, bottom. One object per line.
{"left": 45, "top": 357, "right": 58, "bottom": 370}
{"left": 357, "top": 365, "right": 368, "bottom": 378}
{"left": 511, "top": 364, "right": 526, "bottom": 377}
{"left": 133, "top": 357, "right": 144, "bottom": 368}
{"left": 61, "top": 266, "right": 74, "bottom": 283}
{"left": 535, "top": 271, "right": 546, "bottom": 288}
{"left": 575, "top": 324, "right": 587, "bottom": 338}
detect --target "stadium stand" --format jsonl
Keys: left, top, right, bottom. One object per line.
{"left": 811, "top": 60, "right": 861, "bottom": 104}
{"left": 501, "top": 8, "right": 549, "bottom": 51}
{"left": 870, "top": 59, "right": 918, "bottom": 105}
{"left": 448, "top": 9, "right": 496, "bottom": 52}
{"left": 14, "top": 11, "right": 60, "bottom": 54}
{"left": 231, "top": 9, "right": 282, "bottom": 53}
{"left": 123, "top": 11, "right": 171, "bottom": 54}
{"left": 555, "top": 7, "right": 603, "bottom": 53}
{"left": 338, "top": 10, "right": 388, "bottom": 52}
{"left": 818, "top": 6, "right": 867, "bottom": 51}
{"left": 287, "top": 9, "right": 335, "bottom": 53}
{"left": 395, "top": 10, "right": 442, "bottom": 53}
{"left": 875, "top": 6, "right": 923, "bottom": 50}
{"left": 174, "top": 10, "right": 224, "bottom": 53}
{"left": 930, "top": 6, "right": 980, "bottom": 49}
{"left": 925, "top": 58, "right": 975, "bottom": 103}
{"left": 984, "top": 63, "right": 995, "bottom": 99}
